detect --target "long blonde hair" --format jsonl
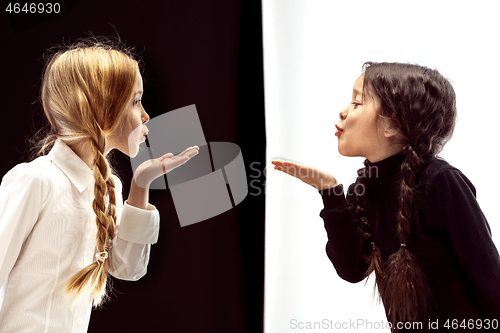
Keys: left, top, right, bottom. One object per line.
{"left": 39, "top": 38, "right": 139, "bottom": 305}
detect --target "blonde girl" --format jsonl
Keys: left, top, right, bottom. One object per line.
{"left": 0, "top": 39, "right": 198, "bottom": 332}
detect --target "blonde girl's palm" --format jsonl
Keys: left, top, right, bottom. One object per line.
{"left": 133, "top": 146, "right": 199, "bottom": 188}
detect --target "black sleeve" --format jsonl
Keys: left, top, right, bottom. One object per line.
{"left": 432, "top": 167, "right": 500, "bottom": 320}
{"left": 319, "top": 184, "right": 369, "bottom": 283}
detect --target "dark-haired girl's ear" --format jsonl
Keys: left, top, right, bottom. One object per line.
{"left": 388, "top": 113, "right": 409, "bottom": 141}
{"left": 383, "top": 124, "right": 409, "bottom": 141}
{"left": 383, "top": 128, "right": 398, "bottom": 138}
{"left": 379, "top": 115, "right": 399, "bottom": 139}
{"left": 391, "top": 113, "right": 404, "bottom": 130}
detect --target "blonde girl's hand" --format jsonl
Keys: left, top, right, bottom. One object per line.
{"left": 271, "top": 159, "right": 338, "bottom": 190}
{"left": 133, "top": 146, "right": 199, "bottom": 189}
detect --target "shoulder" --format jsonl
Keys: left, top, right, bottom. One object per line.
{"left": 422, "top": 157, "right": 476, "bottom": 198}
{"left": 2, "top": 159, "right": 44, "bottom": 186}
{"left": 0, "top": 157, "right": 52, "bottom": 199}
{"left": 422, "top": 157, "right": 457, "bottom": 179}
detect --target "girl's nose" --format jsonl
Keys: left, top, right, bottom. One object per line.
{"left": 142, "top": 110, "right": 150, "bottom": 124}
{"left": 339, "top": 108, "right": 347, "bottom": 120}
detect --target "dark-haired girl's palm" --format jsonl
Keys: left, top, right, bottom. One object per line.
{"left": 272, "top": 159, "right": 338, "bottom": 190}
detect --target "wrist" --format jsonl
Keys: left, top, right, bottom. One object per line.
{"left": 319, "top": 182, "right": 339, "bottom": 190}
{"left": 127, "top": 177, "right": 149, "bottom": 210}
{"left": 316, "top": 176, "right": 338, "bottom": 190}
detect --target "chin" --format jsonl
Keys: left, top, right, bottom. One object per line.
{"left": 125, "top": 141, "right": 140, "bottom": 158}
{"left": 129, "top": 145, "right": 141, "bottom": 158}
{"left": 337, "top": 145, "right": 348, "bottom": 157}
{"left": 337, "top": 146, "right": 358, "bottom": 158}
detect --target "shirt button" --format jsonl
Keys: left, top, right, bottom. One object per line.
{"left": 77, "top": 317, "right": 83, "bottom": 325}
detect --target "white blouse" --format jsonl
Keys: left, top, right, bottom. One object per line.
{"left": 0, "top": 140, "right": 160, "bottom": 333}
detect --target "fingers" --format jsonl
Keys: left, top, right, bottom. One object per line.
{"left": 272, "top": 163, "right": 303, "bottom": 180}
{"left": 272, "top": 158, "right": 339, "bottom": 189}
{"left": 176, "top": 146, "right": 199, "bottom": 159}
{"left": 177, "top": 146, "right": 200, "bottom": 157}
{"left": 271, "top": 159, "right": 304, "bottom": 175}
{"left": 168, "top": 155, "right": 190, "bottom": 167}
{"left": 159, "top": 146, "right": 199, "bottom": 174}
{"left": 271, "top": 159, "right": 283, "bottom": 167}
{"left": 184, "top": 148, "right": 199, "bottom": 159}
{"left": 161, "top": 155, "right": 190, "bottom": 174}
{"left": 160, "top": 146, "right": 199, "bottom": 161}
{"left": 271, "top": 159, "right": 301, "bottom": 167}
{"left": 160, "top": 153, "right": 174, "bottom": 160}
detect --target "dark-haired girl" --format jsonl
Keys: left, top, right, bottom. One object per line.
{"left": 272, "top": 62, "right": 500, "bottom": 332}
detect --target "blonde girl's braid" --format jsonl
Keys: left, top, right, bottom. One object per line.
{"left": 38, "top": 37, "right": 139, "bottom": 306}
{"left": 65, "top": 124, "right": 118, "bottom": 305}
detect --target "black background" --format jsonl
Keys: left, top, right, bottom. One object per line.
{"left": 1, "top": 0, "right": 265, "bottom": 332}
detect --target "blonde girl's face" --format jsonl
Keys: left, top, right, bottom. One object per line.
{"left": 335, "top": 74, "right": 388, "bottom": 162}
{"left": 108, "top": 69, "right": 150, "bottom": 158}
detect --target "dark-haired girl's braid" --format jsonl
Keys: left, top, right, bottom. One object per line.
{"left": 355, "top": 162, "right": 386, "bottom": 292}
{"left": 65, "top": 124, "right": 117, "bottom": 305}
{"left": 380, "top": 143, "right": 433, "bottom": 328}
{"left": 355, "top": 61, "right": 456, "bottom": 331}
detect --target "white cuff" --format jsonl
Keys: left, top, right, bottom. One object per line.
{"left": 117, "top": 202, "right": 160, "bottom": 244}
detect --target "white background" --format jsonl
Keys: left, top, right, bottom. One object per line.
{"left": 263, "top": 1, "right": 500, "bottom": 332}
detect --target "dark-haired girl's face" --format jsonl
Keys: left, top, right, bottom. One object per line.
{"left": 336, "top": 75, "right": 396, "bottom": 162}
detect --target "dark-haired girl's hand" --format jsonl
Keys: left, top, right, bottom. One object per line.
{"left": 272, "top": 159, "right": 338, "bottom": 190}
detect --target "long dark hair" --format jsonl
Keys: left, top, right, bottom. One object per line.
{"left": 356, "top": 62, "right": 457, "bottom": 327}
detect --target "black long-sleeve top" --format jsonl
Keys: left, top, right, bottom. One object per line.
{"left": 319, "top": 154, "right": 500, "bottom": 332}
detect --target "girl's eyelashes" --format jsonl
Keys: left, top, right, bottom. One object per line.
{"left": 133, "top": 99, "right": 142, "bottom": 106}
{"left": 351, "top": 102, "right": 361, "bottom": 107}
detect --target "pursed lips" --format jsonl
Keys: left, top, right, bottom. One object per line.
{"left": 335, "top": 124, "right": 343, "bottom": 137}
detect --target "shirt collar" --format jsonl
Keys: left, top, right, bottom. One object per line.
{"left": 48, "top": 139, "right": 95, "bottom": 193}
{"left": 365, "top": 153, "right": 405, "bottom": 184}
